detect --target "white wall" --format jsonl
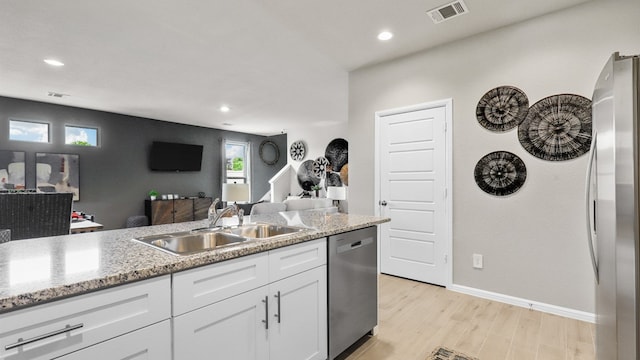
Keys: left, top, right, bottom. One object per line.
{"left": 348, "top": 0, "right": 640, "bottom": 313}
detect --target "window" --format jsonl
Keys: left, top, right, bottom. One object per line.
{"left": 9, "top": 119, "right": 49, "bottom": 143}
{"left": 224, "top": 140, "right": 250, "bottom": 184}
{"left": 65, "top": 126, "right": 98, "bottom": 146}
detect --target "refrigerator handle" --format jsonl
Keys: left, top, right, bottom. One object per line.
{"left": 585, "top": 134, "right": 599, "bottom": 283}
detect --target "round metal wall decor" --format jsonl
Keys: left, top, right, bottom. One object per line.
{"left": 474, "top": 151, "right": 527, "bottom": 196}
{"left": 297, "top": 160, "right": 320, "bottom": 191}
{"left": 312, "top": 156, "right": 329, "bottom": 178}
{"left": 325, "top": 138, "right": 348, "bottom": 172}
{"left": 476, "top": 86, "right": 529, "bottom": 132}
{"left": 289, "top": 140, "right": 306, "bottom": 161}
{"left": 258, "top": 140, "right": 280, "bottom": 165}
{"left": 518, "top": 94, "right": 592, "bottom": 161}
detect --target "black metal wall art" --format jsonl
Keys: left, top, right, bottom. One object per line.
{"left": 324, "top": 138, "right": 348, "bottom": 172}
{"left": 518, "top": 94, "right": 592, "bottom": 161}
{"left": 296, "top": 160, "right": 320, "bottom": 191}
{"left": 476, "top": 86, "right": 529, "bottom": 132}
{"left": 474, "top": 151, "right": 527, "bottom": 196}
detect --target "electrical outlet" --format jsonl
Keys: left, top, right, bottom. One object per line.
{"left": 473, "top": 254, "right": 483, "bottom": 269}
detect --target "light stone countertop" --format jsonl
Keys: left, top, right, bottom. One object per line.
{"left": 0, "top": 210, "right": 389, "bottom": 313}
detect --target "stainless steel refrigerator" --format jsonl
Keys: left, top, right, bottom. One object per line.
{"left": 587, "top": 52, "right": 639, "bottom": 359}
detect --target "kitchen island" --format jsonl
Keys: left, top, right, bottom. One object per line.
{"left": 0, "top": 210, "right": 389, "bottom": 360}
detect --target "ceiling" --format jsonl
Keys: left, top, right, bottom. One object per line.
{"left": 0, "top": 0, "right": 592, "bottom": 136}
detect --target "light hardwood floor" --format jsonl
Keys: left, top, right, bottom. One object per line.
{"left": 340, "top": 274, "right": 595, "bottom": 360}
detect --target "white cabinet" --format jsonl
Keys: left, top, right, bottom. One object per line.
{"left": 55, "top": 320, "right": 171, "bottom": 360}
{"left": 0, "top": 275, "right": 171, "bottom": 360}
{"left": 172, "top": 238, "right": 327, "bottom": 360}
{"left": 174, "top": 287, "right": 270, "bottom": 360}
{"left": 269, "top": 265, "right": 327, "bottom": 360}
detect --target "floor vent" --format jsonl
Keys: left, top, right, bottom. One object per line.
{"left": 427, "top": 0, "right": 469, "bottom": 24}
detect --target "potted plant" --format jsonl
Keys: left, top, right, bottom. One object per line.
{"left": 148, "top": 190, "right": 159, "bottom": 201}
{"left": 311, "top": 184, "right": 321, "bottom": 198}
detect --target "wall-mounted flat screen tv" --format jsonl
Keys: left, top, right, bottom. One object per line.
{"left": 149, "top": 141, "right": 203, "bottom": 171}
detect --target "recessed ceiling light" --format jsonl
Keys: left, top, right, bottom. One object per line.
{"left": 377, "top": 31, "right": 393, "bottom": 41}
{"left": 44, "top": 59, "right": 64, "bottom": 66}
{"left": 220, "top": 105, "right": 231, "bottom": 112}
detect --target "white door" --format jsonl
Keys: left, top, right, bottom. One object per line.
{"left": 377, "top": 101, "right": 450, "bottom": 285}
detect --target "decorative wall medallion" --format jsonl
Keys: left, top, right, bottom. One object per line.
{"left": 312, "top": 156, "right": 329, "bottom": 178}
{"left": 339, "top": 163, "right": 349, "bottom": 186}
{"left": 476, "top": 86, "right": 529, "bottom": 132}
{"left": 325, "top": 138, "right": 348, "bottom": 172}
{"left": 518, "top": 94, "right": 592, "bottom": 161}
{"left": 474, "top": 151, "right": 526, "bottom": 196}
{"left": 258, "top": 140, "right": 280, "bottom": 165}
{"left": 296, "top": 160, "right": 320, "bottom": 191}
{"left": 289, "top": 140, "right": 306, "bottom": 161}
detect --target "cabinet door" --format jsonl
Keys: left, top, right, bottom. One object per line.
{"left": 269, "top": 265, "right": 327, "bottom": 360}
{"left": 55, "top": 320, "right": 171, "bottom": 360}
{"left": 174, "top": 287, "right": 270, "bottom": 360}
{"left": 173, "top": 199, "right": 194, "bottom": 223}
{"left": 150, "top": 200, "right": 174, "bottom": 225}
{"left": 193, "top": 197, "right": 212, "bottom": 220}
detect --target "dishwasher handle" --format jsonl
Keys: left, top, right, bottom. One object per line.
{"left": 336, "top": 237, "right": 373, "bottom": 253}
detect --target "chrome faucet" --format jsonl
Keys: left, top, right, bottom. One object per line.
{"left": 208, "top": 198, "right": 244, "bottom": 228}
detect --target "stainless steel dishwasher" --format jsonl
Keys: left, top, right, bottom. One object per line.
{"left": 328, "top": 226, "right": 377, "bottom": 359}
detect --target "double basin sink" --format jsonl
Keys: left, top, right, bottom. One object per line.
{"left": 133, "top": 223, "right": 309, "bottom": 256}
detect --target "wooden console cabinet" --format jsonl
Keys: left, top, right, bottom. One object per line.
{"left": 145, "top": 197, "right": 213, "bottom": 225}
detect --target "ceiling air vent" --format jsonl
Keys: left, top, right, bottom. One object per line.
{"left": 47, "top": 91, "right": 68, "bottom": 98}
{"left": 427, "top": 0, "right": 469, "bottom": 24}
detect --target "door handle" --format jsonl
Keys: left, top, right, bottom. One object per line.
{"left": 274, "top": 291, "right": 281, "bottom": 323}
{"left": 585, "top": 134, "right": 599, "bottom": 283}
{"left": 379, "top": 200, "right": 387, "bottom": 206}
{"left": 262, "top": 296, "right": 269, "bottom": 329}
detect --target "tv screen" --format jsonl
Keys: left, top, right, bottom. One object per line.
{"left": 149, "top": 141, "right": 203, "bottom": 171}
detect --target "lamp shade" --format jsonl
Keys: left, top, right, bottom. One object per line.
{"left": 222, "top": 183, "right": 250, "bottom": 202}
{"left": 326, "top": 186, "right": 346, "bottom": 200}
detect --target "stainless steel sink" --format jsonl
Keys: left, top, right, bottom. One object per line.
{"left": 133, "top": 230, "right": 247, "bottom": 255}
{"left": 133, "top": 224, "right": 310, "bottom": 256}
{"left": 225, "top": 224, "right": 308, "bottom": 239}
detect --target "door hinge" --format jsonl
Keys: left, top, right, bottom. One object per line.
{"left": 444, "top": 188, "right": 448, "bottom": 199}
{"left": 443, "top": 122, "right": 447, "bottom": 132}
{"left": 444, "top": 254, "right": 448, "bottom": 263}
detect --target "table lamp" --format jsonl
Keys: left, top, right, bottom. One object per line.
{"left": 222, "top": 183, "right": 250, "bottom": 204}
{"left": 326, "top": 186, "right": 347, "bottom": 211}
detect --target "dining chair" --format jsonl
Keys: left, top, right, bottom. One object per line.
{"left": 0, "top": 192, "right": 74, "bottom": 240}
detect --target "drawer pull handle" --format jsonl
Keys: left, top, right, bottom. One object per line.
{"left": 5, "top": 323, "right": 84, "bottom": 351}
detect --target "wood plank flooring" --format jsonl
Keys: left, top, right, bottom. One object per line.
{"left": 339, "top": 274, "right": 595, "bottom": 360}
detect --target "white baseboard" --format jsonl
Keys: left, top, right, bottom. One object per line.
{"left": 448, "top": 284, "right": 595, "bottom": 323}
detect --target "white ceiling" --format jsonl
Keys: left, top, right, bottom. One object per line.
{"left": 0, "top": 0, "right": 592, "bottom": 136}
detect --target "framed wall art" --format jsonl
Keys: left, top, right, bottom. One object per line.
{"left": 0, "top": 150, "right": 26, "bottom": 190}
{"left": 35, "top": 153, "right": 80, "bottom": 200}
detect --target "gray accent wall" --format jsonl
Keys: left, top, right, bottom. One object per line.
{"left": 0, "top": 96, "right": 287, "bottom": 230}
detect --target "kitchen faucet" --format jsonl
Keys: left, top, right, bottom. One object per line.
{"left": 208, "top": 198, "right": 244, "bottom": 228}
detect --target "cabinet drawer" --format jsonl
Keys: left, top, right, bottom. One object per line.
{"left": 56, "top": 320, "right": 171, "bottom": 360}
{"left": 269, "top": 238, "right": 326, "bottom": 282}
{"left": 0, "top": 275, "right": 171, "bottom": 360}
{"left": 172, "top": 252, "right": 269, "bottom": 316}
